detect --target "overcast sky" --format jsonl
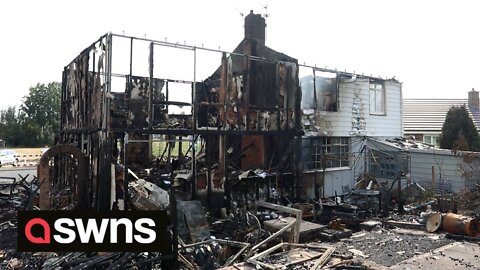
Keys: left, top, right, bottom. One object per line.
{"left": 1, "top": 0, "right": 479, "bottom": 110}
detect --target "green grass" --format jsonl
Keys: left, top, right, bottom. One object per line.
{"left": 152, "top": 141, "right": 202, "bottom": 158}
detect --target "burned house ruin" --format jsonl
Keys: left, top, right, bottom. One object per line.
{"left": 50, "top": 11, "right": 307, "bottom": 213}
{"left": 49, "top": 10, "right": 404, "bottom": 211}
{"left": 29, "top": 10, "right": 458, "bottom": 269}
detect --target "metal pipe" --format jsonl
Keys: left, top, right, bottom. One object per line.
{"left": 170, "top": 161, "right": 178, "bottom": 269}
{"left": 110, "top": 33, "right": 292, "bottom": 64}
{"left": 191, "top": 47, "right": 197, "bottom": 200}
{"left": 275, "top": 62, "right": 281, "bottom": 131}
{"left": 123, "top": 133, "right": 129, "bottom": 209}
{"left": 206, "top": 136, "right": 212, "bottom": 208}
{"left": 104, "top": 34, "right": 113, "bottom": 132}
{"left": 98, "top": 35, "right": 113, "bottom": 210}
{"left": 313, "top": 69, "right": 317, "bottom": 109}
{"left": 88, "top": 33, "right": 386, "bottom": 82}
{"left": 148, "top": 42, "right": 154, "bottom": 130}
{"left": 432, "top": 166, "right": 435, "bottom": 191}
{"left": 245, "top": 54, "right": 251, "bottom": 131}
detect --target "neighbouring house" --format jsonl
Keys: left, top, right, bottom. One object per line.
{"left": 403, "top": 88, "right": 480, "bottom": 147}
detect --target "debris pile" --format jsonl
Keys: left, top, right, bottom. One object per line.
{"left": 335, "top": 228, "right": 453, "bottom": 267}
{"left": 3, "top": 168, "right": 480, "bottom": 269}
{"left": 458, "top": 184, "right": 480, "bottom": 217}
{"left": 0, "top": 175, "right": 44, "bottom": 269}
{"left": 129, "top": 179, "right": 170, "bottom": 210}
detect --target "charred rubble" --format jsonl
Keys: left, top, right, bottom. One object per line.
{"left": 2, "top": 11, "right": 480, "bottom": 270}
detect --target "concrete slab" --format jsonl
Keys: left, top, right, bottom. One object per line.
{"left": 263, "top": 217, "right": 326, "bottom": 242}
{"left": 390, "top": 242, "right": 480, "bottom": 269}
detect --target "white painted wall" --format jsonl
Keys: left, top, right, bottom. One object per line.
{"left": 299, "top": 168, "right": 352, "bottom": 198}
{"left": 306, "top": 78, "right": 403, "bottom": 137}
{"left": 323, "top": 168, "right": 352, "bottom": 197}
{"left": 300, "top": 77, "right": 403, "bottom": 198}
{"left": 362, "top": 140, "right": 469, "bottom": 193}
{"left": 409, "top": 149, "right": 466, "bottom": 192}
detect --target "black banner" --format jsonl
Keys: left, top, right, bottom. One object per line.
{"left": 18, "top": 211, "right": 169, "bottom": 252}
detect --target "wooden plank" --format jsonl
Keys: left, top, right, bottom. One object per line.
{"left": 383, "top": 220, "right": 424, "bottom": 230}
{"left": 263, "top": 217, "right": 326, "bottom": 242}
{"left": 248, "top": 243, "right": 285, "bottom": 262}
{"left": 310, "top": 247, "right": 335, "bottom": 270}
{"left": 248, "top": 243, "right": 335, "bottom": 270}
{"left": 218, "top": 263, "right": 256, "bottom": 270}
{"left": 249, "top": 222, "right": 295, "bottom": 255}
{"left": 256, "top": 201, "right": 302, "bottom": 243}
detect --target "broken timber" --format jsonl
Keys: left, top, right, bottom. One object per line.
{"left": 256, "top": 201, "right": 302, "bottom": 243}
{"left": 247, "top": 243, "right": 335, "bottom": 270}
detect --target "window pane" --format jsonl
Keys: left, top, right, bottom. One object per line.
{"left": 302, "top": 137, "right": 350, "bottom": 170}
{"left": 369, "top": 82, "right": 385, "bottom": 114}
{"left": 315, "top": 76, "right": 337, "bottom": 112}
{"left": 370, "top": 90, "right": 376, "bottom": 113}
{"left": 376, "top": 90, "right": 383, "bottom": 112}
{"left": 300, "top": 74, "right": 315, "bottom": 110}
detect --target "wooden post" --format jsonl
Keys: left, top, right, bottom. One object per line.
{"left": 432, "top": 166, "right": 435, "bottom": 193}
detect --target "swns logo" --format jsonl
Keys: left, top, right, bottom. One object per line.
{"left": 18, "top": 211, "right": 169, "bottom": 252}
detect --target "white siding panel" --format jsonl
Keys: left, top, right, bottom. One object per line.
{"left": 365, "top": 141, "right": 468, "bottom": 193}
{"left": 300, "top": 169, "right": 353, "bottom": 199}
{"left": 301, "top": 78, "right": 403, "bottom": 196}
{"left": 409, "top": 151, "right": 466, "bottom": 192}
{"left": 323, "top": 169, "right": 353, "bottom": 197}
{"left": 317, "top": 79, "right": 403, "bottom": 137}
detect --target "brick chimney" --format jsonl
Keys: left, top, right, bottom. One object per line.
{"left": 468, "top": 88, "right": 479, "bottom": 111}
{"left": 244, "top": 10, "right": 266, "bottom": 45}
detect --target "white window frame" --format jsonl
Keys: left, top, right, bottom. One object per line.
{"left": 369, "top": 81, "right": 385, "bottom": 115}
{"left": 303, "top": 137, "right": 350, "bottom": 170}
{"left": 423, "top": 134, "right": 439, "bottom": 148}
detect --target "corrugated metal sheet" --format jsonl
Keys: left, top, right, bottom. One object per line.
{"left": 403, "top": 99, "right": 480, "bottom": 134}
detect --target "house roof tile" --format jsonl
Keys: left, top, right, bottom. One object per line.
{"left": 403, "top": 99, "right": 480, "bottom": 134}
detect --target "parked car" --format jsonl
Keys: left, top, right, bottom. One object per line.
{"left": 0, "top": 149, "right": 19, "bottom": 167}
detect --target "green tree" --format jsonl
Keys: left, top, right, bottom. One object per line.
{"left": 439, "top": 105, "right": 480, "bottom": 151}
{"left": 0, "top": 106, "right": 22, "bottom": 146}
{"left": 20, "top": 82, "right": 61, "bottom": 146}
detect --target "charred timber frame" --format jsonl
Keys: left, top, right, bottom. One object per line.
{"left": 60, "top": 32, "right": 303, "bottom": 210}
{"left": 59, "top": 32, "right": 307, "bottom": 268}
